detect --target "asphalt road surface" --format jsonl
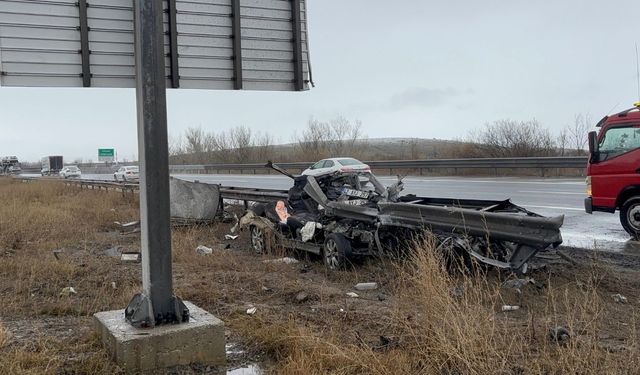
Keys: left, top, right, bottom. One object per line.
{"left": 59, "top": 173, "right": 640, "bottom": 253}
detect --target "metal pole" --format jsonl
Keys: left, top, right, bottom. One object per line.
{"left": 125, "top": 0, "right": 187, "bottom": 328}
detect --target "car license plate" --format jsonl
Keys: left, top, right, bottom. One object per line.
{"left": 342, "top": 188, "right": 369, "bottom": 199}
{"left": 342, "top": 199, "right": 368, "bottom": 206}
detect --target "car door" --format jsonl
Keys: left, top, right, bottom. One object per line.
{"left": 307, "top": 160, "right": 326, "bottom": 175}
{"left": 322, "top": 160, "right": 335, "bottom": 173}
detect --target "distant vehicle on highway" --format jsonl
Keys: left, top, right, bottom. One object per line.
{"left": 41, "top": 155, "right": 63, "bottom": 176}
{"left": 59, "top": 166, "right": 81, "bottom": 179}
{"left": 1, "top": 156, "right": 21, "bottom": 175}
{"left": 114, "top": 166, "right": 139, "bottom": 182}
{"left": 7, "top": 165, "right": 21, "bottom": 174}
{"left": 302, "top": 157, "right": 370, "bottom": 177}
{"left": 585, "top": 102, "right": 640, "bottom": 239}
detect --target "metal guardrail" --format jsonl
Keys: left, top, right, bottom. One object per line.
{"left": 168, "top": 156, "right": 588, "bottom": 175}
{"left": 17, "top": 176, "right": 282, "bottom": 202}
{"left": 19, "top": 157, "right": 588, "bottom": 176}
{"left": 219, "top": 186, "right": 287, "bottom": 203}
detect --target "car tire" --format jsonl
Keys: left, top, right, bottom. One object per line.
{"left": 323, "top": 233, "right": 350, "bottom": 271}
{"left": 250, "top": 225, "right": 267, "bottom": 255}
{"left": 620, "top": 196, "right": 640, "bottom": 240}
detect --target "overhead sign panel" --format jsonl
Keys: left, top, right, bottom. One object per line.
{"left": 0, "top": 0, "right": 311, "bottom": 91}
{"left": 98, "top": 148, "right": 115, "bottom": 162}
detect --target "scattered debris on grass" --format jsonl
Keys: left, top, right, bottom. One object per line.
{"left": 612, "top": 294, "right": 628, "bottom": 304}
{"left": 450, "top": 286, "right": 465, "bottom": 298}
{"left": 549, "top": 326, "right": 571, "bottom": 344}
{"left": 120, "top": 252, "right": 141, "bottom": 262}
{"left": 196, "top": 245, "right": 213, "bottom": 255}
{"left": 346, "top": 292, "right": 359, "bottom": 298}
{"left": 501, "top": 305, "right": 520, "bottom": 312}
{"left": 354, "top": 282, "right": 378, "bottom": 291}
{"left": 60, "top": 287, "right": 77, "bottom": 296}
{"left": 52, "top": 249, "right": 63, "bottom": 260}
{"left": 262, "top": 257, "right": 299, "bottom": 264}
{"left": 501, "top": 277, "right": 535, "bottom": 294}
{"left": 295, "top": 291, "right": 309, "bottom": 303}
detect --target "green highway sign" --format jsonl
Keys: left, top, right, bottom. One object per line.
{"left": 98, "top": 148, "right": 115, "bottom": 161}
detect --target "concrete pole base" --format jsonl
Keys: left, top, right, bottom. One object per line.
{"left": 94, "top": 301, "right": 225, "bottom": 373}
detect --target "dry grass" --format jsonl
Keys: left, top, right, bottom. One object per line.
{"left": 235, "top": 241, "right": 640, "bottom": 375}
{"left": 0, "top": 178, "right": 639, "bottom": 374}
{"left": 0, "top": 321, "right": 8, "bottom": 349}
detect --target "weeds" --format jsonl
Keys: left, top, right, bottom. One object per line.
{"left": 238, "top": 239, "right": 640, "bottom": 375}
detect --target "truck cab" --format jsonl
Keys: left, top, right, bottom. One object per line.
{"left": 585, "top": 103, "right": 640, "bottom": 239}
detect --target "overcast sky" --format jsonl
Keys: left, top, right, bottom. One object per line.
{"left": 1, "top": 0, "right": 639, "bottom": 162}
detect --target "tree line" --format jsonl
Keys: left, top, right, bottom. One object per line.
{"left": 168, "top": 114, "right": 592, "bottom": 164}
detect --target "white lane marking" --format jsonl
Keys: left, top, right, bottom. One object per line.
{"left": 524, "top": 205, "right": 584, "bottom": 212}
{"left": 378, "top": 178, "right": 584, "bottom": 186}
{"left": 174, "top": 174, "right": 584, "bottom": 184}
{"left": 518, "top": 190, "right": 585, "bottom": 195}
{"left": 174, "top": 174, "right": 288, "bottom": 180}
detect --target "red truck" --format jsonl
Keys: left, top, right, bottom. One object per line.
{"left": 585, "top": 102, "right": 640, "bottom": 239}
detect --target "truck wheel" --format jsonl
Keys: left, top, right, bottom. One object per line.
{"left": 250, "top": 225, "right": 266, "bottom": 254}
{"left": 620, "top": 197, "right": 640, "bottom": 240}
{"left": 323, "top": 233, "right": 350, "bottom": 271}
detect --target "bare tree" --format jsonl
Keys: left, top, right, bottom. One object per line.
{"left": 469, "top": 119, "right": 557, "bottom": 157}
{"left": 556, "top": 127, "right": 569, "bottom": 156}
{"left": 295, "top": 116, "right": 367, "bottom": 160}
{"left": 168, "top": 133, "right": 184, "bottom": 157}
{"left": 408, "top": 138, "right": 421, "bottom": 159}
{"left": 254, "top": 132, "right": 275, "bottom": 161}
{"left": 567, "top": 113, "right": 592, "bottom": 154}
{"left": 295, "top": 118, "right": 331, "bottom": 160}
{"left": 184, "top": 127, "right": 206, "bottom": 155}
{"left": 228, "top": 125, "right": 253, "bottom": 163}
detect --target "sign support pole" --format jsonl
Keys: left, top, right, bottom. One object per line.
{"left": 124, "top": 0, "right": 188, "bottom": 328}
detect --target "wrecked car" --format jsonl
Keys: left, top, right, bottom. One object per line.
{"left": 239, "top": 162, "right": 564, "bottom": 273}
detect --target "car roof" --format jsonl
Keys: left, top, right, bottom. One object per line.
{"left": 322, "top": 157, "right": 362, "bottom": 162}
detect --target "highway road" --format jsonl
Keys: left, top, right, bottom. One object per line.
{"left": 58, "top": 173, "right": 640, "bottom": 253}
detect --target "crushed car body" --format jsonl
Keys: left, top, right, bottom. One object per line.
{"left": 238, "top": 162, "right": 564, "bottom": 273}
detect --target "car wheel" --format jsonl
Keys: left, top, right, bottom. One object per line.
{"left": 620, "top": 196, "right": 640, "bottom": 240}
{"left": 323, "top": 233, "right": 351, "bottom": 271}
{"left": 250, "top": 225, "right": 266, "bottom": 254}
